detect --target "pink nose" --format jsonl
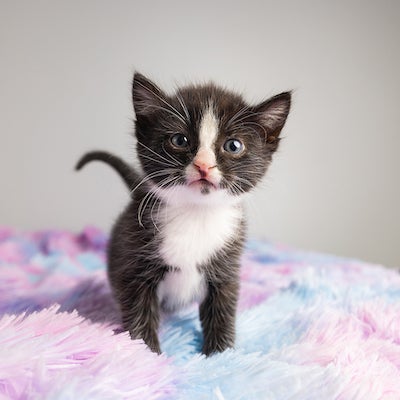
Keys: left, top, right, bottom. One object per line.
{"left": 194, "top": 161, "right": 214, "bottom": 178}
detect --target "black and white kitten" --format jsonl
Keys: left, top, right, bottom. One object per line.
{"left": 76, "top": 73, "right": 291, "bottom": 355}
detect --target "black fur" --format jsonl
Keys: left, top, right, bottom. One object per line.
{"left": 76, "top": 73, "right": 291, "bottom": 355}
{"left": 76, "top": 151, "right": 138, "bottom": 190}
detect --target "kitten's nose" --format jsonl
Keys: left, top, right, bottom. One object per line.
{"left": 194, "top": 161, "right": 215, "bottom": 178}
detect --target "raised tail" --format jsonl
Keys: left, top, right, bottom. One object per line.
{"left": 75, "top": 151, "right": 139, "bottom": 190}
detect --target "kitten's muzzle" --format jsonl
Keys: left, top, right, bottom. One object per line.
{"left": 185, "top": 160, "right": 221, "bottom": 191}
{"left": 194, "top": 161, "right": 217, "bottom": 179}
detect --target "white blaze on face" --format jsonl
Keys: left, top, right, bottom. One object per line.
{"left": 196, "top": 105, "right": 219, "bottom": 166}
{"left": 186, "top": 105, "right": 222, "bottom": 187}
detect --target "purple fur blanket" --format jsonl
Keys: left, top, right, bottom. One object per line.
{"left": 0, "top": 226, "right": 399, "bottom": 399}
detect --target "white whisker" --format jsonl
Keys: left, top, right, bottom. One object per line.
{"left": 241, "top": 121, "right": 267, "bottom": 136}
{"left": 225, "top": 105, "right": 250, "bottom": 128}
{"left": 140, "top": 153, "right": 176, "bottom": 168}
{"left": 161, "top": 142, "right": 184, "bottom": 167}
{"left": 137, "top": 141, "right": 182, "bottom": 167}
{"left": 176, "top": 91, "right": 191, "bottom": 123}
{"left": 130, "top": 169, "right": 180, "bottom": 195}
{"left": 144, "top": 175, "right": 181, "bottom": 228}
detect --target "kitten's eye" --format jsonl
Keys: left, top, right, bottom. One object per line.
{"left": 170, "top": 133, "right": 189, "bottom": 148}
{"left": 223, "top": 139, "right": 244, "bottom": 154}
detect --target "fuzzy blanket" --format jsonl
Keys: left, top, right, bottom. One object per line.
{"left": 0, "top": 227, "right": 399, "bottom": 399}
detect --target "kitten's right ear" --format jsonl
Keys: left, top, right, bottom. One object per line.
{"left": 252, "top": 91, "right": 291, "bottom": 139}
{"left": 132, "top": 72, "right": 166, "bottom": 117}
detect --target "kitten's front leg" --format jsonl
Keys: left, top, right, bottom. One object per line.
{"left": 119, "top": 282, "right": 162, "bottom": 354}
{"left": 199, "top": 278, "right": 239, "bottom": 356}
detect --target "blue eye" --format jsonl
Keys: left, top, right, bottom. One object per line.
{"left": 170, "top": 133, "right": 189, "bottom": 148}
{"left": 223, "top": 139, "right": 244, "bottom": 154}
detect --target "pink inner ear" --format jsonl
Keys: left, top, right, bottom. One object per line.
{"left": 255, "top": 92, "right": 291, "bottom": 133}
{"left": 265, "top": 104, "right": 287, "bottom": 126}
{"left": 132, "top": 73, "right": 167, "bottom": 117}
{"left": 260, "top": 102, "right": 289, "bottom": 131}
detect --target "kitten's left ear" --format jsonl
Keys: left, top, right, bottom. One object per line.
{"left": 253, "top": 92, "right": 291, "bottom": 139}
{"left": 132, "top": 72, "right": 167, "bottom": 118}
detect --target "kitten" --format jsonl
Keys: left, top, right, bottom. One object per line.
{"left": 76, "top": 73, "right": 291, "bottom": 355}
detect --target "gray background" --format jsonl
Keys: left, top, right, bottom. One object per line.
{"left": 1, "top": 1, "right": 399, "bottom": 267}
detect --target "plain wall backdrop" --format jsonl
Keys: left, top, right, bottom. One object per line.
{"left": 0, "top": 1, "right": 399, "bottom": 267}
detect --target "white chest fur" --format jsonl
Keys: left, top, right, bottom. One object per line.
{"left": 159, "top": 202, "right": 242, "bottom": 269}
{"left": 157, "top": 202, "right": 242, "bottom": 311}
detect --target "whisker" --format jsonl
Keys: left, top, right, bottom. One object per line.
{"left": 130, "top": 169, "right": 180, "bottom": 195}
{"left": 137, "top": 191, "right": 154, "bottom": 228}
{"left": 225, "top": 105, "right": 251, "bottom": 128}
{"left": 149, "top": 194, "right": 162, "bottom": 232}
{"left": 241, "top": 121, "right": 267, "bottom": 136}
{"left": 140, "top": 153, "right": 176, "bottom": 168}
{"left": 137, "top": 141, "right": 181, "bottom": 167}
{"left": 233, "top": 175, "right": 254, "bottom": 185}
{"left": 228, "top": 166, "right": 264, "bottom": 175}
{"left": 229, "top": 166, "right": 265, "bottom": 174}
{"left": 176, "top": 91, "right": 191, "bottom": 123}
{"left": 228, "top": 180, "right": 245, "bottom": 195}
{"left": 153, "top": 175, "right": 182, "bottom": 222}
{"left": 144, "top": 175, "right": 181, "bottom": 228}
{"left": 137, "top": 175, "right": 174, "bottom": 227}
{"left": 227, "top": 110, "right": 267, "bottom": 129}
{"left": 161, "top": 142, "right": 184, "bottom": 166}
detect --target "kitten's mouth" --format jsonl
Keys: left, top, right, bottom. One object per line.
{"left": 188, "top": 178, "right": 217, "bottom": 192}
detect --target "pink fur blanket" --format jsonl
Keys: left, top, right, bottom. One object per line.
{"left": 0, "top": 226, "right": 399, "bottom": 399}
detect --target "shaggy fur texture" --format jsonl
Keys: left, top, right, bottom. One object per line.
{"left": 1, "top": 227, "right": 400, "bottom": 399}
{"left": 76, "top": 73, "right": 291, "bottom": 355}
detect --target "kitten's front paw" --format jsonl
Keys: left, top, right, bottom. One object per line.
{"left": 202, "top": 338, "right": 234, "bottom": 356}
{"left": 129, "top": 329, "right": 161, "bottom": 355}
{"left": 148, "top": 341, "right": 162, "bottom": 355}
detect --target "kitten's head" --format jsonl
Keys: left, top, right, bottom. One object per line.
{"left": 132, "top": 73, "right": 291, "bottom": 205}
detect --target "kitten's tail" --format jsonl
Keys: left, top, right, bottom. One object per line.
{"left": 75, "top": 151, "right": 139, "bottom": 190}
